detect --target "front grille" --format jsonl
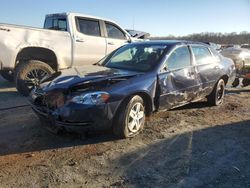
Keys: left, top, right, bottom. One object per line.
{"left": 33, "top": 90, "right": 65, "bottom": 110}
{"left": 43, "top": 91, "right": 65, "bottom": 109}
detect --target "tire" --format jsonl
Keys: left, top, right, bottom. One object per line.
{"left": 113, "top": 95, "right": 145, "bottom": 138}
{"left": 15, "top": 60, "right": 54, "bottom": 96}
{"left": 207, "top": 79, "right": 225, "bottom": 106}
{"left": 0, "top": 70, "right": 14, "bottom": 82}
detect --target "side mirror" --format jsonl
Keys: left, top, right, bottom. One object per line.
{"left": 160, "top": 65, "right": 168, "bottom": 73}
{"left": 127, "top": 36, "right": 132, "bottom": 43}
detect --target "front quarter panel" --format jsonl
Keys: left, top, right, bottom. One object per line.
{"left": 107, "top": 72, "right": 157, "bottom": 113}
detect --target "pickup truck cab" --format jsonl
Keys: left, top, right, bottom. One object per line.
{"left": 0, "top": 12, "right": 136, "bottom": 95}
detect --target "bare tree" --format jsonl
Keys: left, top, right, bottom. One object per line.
{"left": 151, "top": 32, "right": 250, "bottom": 44}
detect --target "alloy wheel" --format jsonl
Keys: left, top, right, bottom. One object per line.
{"left": 127, "top": 102, "right": 145, "bottom": 134}
{"left": 24, "top": 69, "right": 49, "bottom": 90}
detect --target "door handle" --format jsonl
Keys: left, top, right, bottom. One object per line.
{"left": 108, "top": 42, "right": 115, "bottom": 45}
{"left": 76, "top": 38, "right": 85, "bottom": 43}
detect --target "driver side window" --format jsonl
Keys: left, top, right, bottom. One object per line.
{"left": 165, "top": 46, "right": 191, "bottom": 70}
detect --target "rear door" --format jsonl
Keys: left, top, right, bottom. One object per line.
{"left": 104, "top": 22, "right": 129, "bottom": 54}
{"left": 158, "top": 45, "right": 200, "bottom": 109}
{"left": 190, "top": 45, "right": 221, "bottom": 96}
{"left": 73, "top": 17, "right": 107, "bottom": 66}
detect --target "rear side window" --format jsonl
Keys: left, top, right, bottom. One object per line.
{"left": 44, "top": 17, "right": 67, "bottom": 31}
{"left": 76, "top": 18, "right": 101, "bottom": 37}
{"left": 191, "top": 46, "right": 213, "bottom": 64}
{"left": 166, "top": 46, "right": 191, "bottom": 70}
{"left": 105, "top": 23, "right": 126, "bottom": 40}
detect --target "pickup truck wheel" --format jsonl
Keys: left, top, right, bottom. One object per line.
{"left": 0, "top": 70, "right": 14, "bottom": 82}
{"left": 15, "top": 60, "right": 54, "bottom": 96}
{"left": 207, "top": 79, "right": 225, "bottom": 106}
{"left": 113, "top": 95, "right": 145, "bottom": 138}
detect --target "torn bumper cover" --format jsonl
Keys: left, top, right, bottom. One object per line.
{"left": 29, "top": 91, "right": 120, "bottom": 132}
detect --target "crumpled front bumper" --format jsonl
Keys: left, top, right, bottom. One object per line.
{"left": 30, "top": 100, "right": 120, "bottom": 132}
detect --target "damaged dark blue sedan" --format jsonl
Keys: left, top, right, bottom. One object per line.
{"left": 30, "top": 41, "right": 235, "bottom": 138}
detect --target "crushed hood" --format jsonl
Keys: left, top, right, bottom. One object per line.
{"left": 42, "top": 65, "right": 139, "bottom": 92}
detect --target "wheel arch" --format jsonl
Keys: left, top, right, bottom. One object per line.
{"left": 117, "top": 91, "right": 154, "bottom": 117}
{"left": 15, "top": 47, "right": 58, "bottom": 71}
{"left": 219, "top": 74, "right": 229, "bottom": 85}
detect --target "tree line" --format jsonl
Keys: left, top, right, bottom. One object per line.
{"left": 151, "top": 31, "right": 250, "bottom": 45}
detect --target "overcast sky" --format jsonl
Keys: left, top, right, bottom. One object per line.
{"left": 0, "top": 0, "right": 249, "bottom": 36}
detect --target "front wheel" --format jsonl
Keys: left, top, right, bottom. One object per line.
{"left": 15, "top": 60, "right": 54, "bottom": 96}
{"left": 113, "top": 95, "right": 146, "bottom": 138}
{"left": 207, "top": 79, "right": 225, "bottom": 106}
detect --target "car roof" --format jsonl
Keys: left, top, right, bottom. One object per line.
{"left": 46, "top": 12, "right": 117, "bottom": 24}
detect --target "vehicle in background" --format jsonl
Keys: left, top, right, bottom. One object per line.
{"left": 241, "top": 44, "right": 250, "bottom": 50}
{"left": 0, "top": 12, "right": 141, "bottom": 95}
{"left": 220, "top": 44, "right": 241, "bottom": 50}
{"left": 30, "top": 41, "right": 235, "bottom": 138}
{"left": 126, "top": 29, "right": 150, "bottom": 39}
{"left": 220, "top": 47, "right": 250, "bottom": 87}
{"left": 203, "top": 42, "right": 221, "bottom": 51}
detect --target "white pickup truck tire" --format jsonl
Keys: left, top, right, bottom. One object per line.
{"left": 0, "top": 71, "right": 14, "bottom": 82}
{"left": 15, "top": 60, "right": 54, "bottom": 96}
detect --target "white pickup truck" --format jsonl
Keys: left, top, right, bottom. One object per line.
{"left": 0, "top": 12, "right": 139, "bottom": 95}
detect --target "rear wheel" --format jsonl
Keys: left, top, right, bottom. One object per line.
{"left": 207, "top": 79, "right": 225, "bottom": 106}
{"left": 113, "top": 95, "right": 145, "bottom": 138}
{"left": 15, "top": 60, "right": 54, "bottom": 96}
{"left": 0, "top": 70, "right": 14, "bottom": 82}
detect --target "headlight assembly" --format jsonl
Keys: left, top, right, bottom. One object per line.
{"left": 71, "top": 91, "right": 110, "bottom": 105}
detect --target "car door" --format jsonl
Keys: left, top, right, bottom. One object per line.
{"left": 73, "top": 17, "right": 107, "bottom": 66}
{"left": 190, "top": 45, "right": 222, "bottom": 97}
{"left": 104, "top": 22, "right": 129, "bottom": 54}
{"left": 158, "top": 45, "right": 200, "bottom": 110}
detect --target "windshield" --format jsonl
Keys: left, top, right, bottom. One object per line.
{"left": 101, "top": 44, "right": 167, "bottom": 72}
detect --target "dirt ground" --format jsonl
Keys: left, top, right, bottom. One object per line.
{"left": 0, "top": 76, "right": 249, "bottom": 188}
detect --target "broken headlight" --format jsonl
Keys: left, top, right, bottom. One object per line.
{"left": 71, "top": 91, "right": 110, "bottom": 105}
